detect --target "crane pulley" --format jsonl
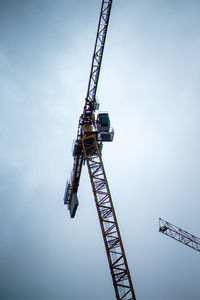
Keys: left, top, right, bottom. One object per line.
{"left": 63, "top": 1, "right": 137, "bottom": 299}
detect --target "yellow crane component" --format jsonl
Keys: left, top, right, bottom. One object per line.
{"left": 64, "top": 1, "right": 136, "bottom": 299}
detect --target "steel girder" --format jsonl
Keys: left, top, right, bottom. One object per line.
{"left": 159, "top": 218, "right": 200, "bottom": 252}
{"left": 85, "top": 0, "right": 113, "bottom": 111}
{"left": 82, "top": 135, "right": 136, "bottom": 300}
{"left": 78, "top": 0, "right": 113, "bottom": 137}
{"left": 67, "top": 1, "right": 113, "bottom": 207}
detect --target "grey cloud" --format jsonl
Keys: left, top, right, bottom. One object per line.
{"left": 1, "top": 1, "right": 200, "bottom": 300}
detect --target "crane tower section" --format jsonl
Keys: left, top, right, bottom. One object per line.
{"left": 159, "top": 218, "right": 200, "bottom": 252}
{"left": 82, "top": 135, "right": 136, "bottom": 300}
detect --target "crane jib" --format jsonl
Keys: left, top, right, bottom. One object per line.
{"left": 85, "top": 0, "right": 112, "bottom": 113}
{"left": 159, "top": 218, "right": 200, "bottom": 252}
{"left": 64, "top": 0, "right": 113, "bottom": 221}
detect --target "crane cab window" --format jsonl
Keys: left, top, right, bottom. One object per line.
{"left": 97, "top": 113, "right": 110, "bottom": 132}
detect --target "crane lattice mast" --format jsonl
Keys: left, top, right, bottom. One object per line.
{"left": 159, "top": 218, "right": 200, "bottom": 252}
{"left": 63, "top": 1, "right": 137, "bottom": 299}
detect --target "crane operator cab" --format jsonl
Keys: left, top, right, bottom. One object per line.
{"left": 97, "top": 112, "right": 110, "bottom": 132}
{"left": 96, "top": 112, "right": 114, "bottom": 142}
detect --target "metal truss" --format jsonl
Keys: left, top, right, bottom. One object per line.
{"left": 85, "top": 0, "right": 112, "bottom": 108}
{"left": 64, "top": 1, "right": 137, "bottom": 299}
{"left": 67, "top": 1, "right": 113, "bottom": 205}
{"left": 82, "top": 134, "right": 136, "bottom": 300}
{"left": 78, "top": 0, "right": 113, "bottom": 136}
{"left": 159, "top": 218, "right": 200, "bottom": 252}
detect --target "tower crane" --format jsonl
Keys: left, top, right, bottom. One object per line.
{"left": 159, "top": 218, "right": 200, "bottom": 252}
{"left": 63, "top": 1, "right": 137, "bottom": 299}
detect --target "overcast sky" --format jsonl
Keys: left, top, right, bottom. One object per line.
{"left": 1, "top": 0, "right": 200, "bottom": 299}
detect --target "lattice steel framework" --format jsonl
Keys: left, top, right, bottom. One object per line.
{"left": 78, "top": 0, "right": 113, "bottom": 137}
{"left": 159, "top": 218, "right": 200, "bottom": 252}
{"left": 86, "top": 0, "right": 112, "bottom": 104}
{"left": 64, "top": 1, "right": 137, "bottom": 298}
{"left": 82, "top": 135, "right": 136, "bottom": 300}
{"left": 68, "top": 0, "right": 113, "bottom": 205}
